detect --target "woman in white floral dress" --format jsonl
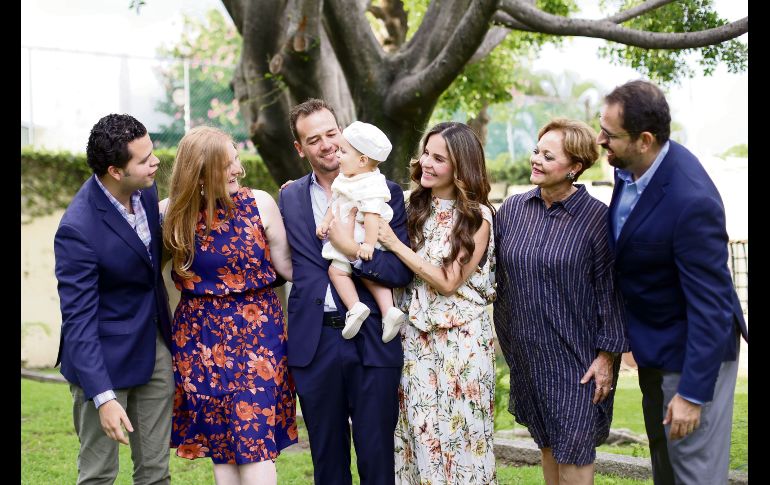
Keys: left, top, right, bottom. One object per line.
{"left": 377, "top": 122, "right": 497, "bottom": 484}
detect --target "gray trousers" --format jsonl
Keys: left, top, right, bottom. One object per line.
{"left": 70, "top": 331, "right": 174, "bottom": 485}
{"left": 638, "top": 356, "right": 739, "bottom": 485}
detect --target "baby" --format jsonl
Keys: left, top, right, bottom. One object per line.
{"left": 317, "top": 121, "right": 406, "bottom": 343}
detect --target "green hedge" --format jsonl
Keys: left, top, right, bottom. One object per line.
{"left": 21, "top": 147, "right": 278, "bottom": 219}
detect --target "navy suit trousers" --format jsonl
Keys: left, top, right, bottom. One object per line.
{"left": 291, "top": 326, "right": 401, "bottom": 485}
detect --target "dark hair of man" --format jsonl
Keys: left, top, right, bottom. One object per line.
{"left": 407, "top": 121, "right": 495, "bottom": 271}
{"left": 289, "top": 98, "right": 338, "bottom": 142}
{"left": 86, "top": 114, "right": 148, "bottom": 176}
{"left": 605, "top": 80, "right": 671, "bottom": 144}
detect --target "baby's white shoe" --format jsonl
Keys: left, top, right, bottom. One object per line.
{"left": 342, "top": 302, "right": 370, "bottom": 339}
{"left": 382, "top": 307, "right": 406, "bottom": 343}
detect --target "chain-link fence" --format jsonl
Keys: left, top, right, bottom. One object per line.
{"left": 21, "top": 46, "right": 251, "bottom": 153}
{"left": 729, "top": 240, "right": 748, "bottom": 315}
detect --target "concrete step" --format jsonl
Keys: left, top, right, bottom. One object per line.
{"left": 493, "top": 437, "right": 748, "bottom": 484}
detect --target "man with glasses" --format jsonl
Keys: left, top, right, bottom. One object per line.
{"left": 599, "top": 80, "right": 747, "bottom": 485}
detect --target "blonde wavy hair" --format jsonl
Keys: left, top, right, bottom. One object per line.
{"left": 163, "top": 126, "right": 244, "bottom": 279}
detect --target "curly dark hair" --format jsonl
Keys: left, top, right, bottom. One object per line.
{"left": 85, "top": 114, "right": 148, "bottom": 176}
{"left": 407, "top": 122, "right": 494, "bottom": 270}
{"left": 605, "top": 80, "right": 671, "bottom": 144}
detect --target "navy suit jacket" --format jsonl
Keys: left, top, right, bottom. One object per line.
{"left": 278, "top": 174, "right": 413, "bottom": 368}
{"left": 609, "top": 141, "right": 748, "bottom": 403}
{"left": 54, "top": 176, "right": 172, "bottom": 400}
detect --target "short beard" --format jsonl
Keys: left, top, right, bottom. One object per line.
{"left": 608, "top": 157, "right": 629, "bottom": 170}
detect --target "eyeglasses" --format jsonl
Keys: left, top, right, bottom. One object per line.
{"left": 599, "top": 127, "right": 637, "bottom": 140}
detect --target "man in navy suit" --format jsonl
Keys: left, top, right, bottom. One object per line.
{"left": 54, "top": 114, "right": 174, "bottom": 484}
{"left": 600, "top": 80, "right": 748, "bottom": 484}
{"left": 279, "top": 99, "right": 412, "bottom": 484}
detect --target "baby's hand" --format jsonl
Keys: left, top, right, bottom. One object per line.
{"left": 316, "top": 224, "right": 329, "bottom": 239}
{"left": 357, "top": 242, "right": 374, "bottom": 260}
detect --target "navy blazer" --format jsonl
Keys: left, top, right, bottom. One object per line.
{"left": 278, "top": 174, "right": 413, "bottom": 368}
{"left": 609, "top": 141, "right": 748, "bottom": 403}
{"left": 54, "top": 176, "right": 172, "bottom": 400}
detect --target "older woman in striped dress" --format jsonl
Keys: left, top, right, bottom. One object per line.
{"left": 494, "top": 118, "right": 628, "bottom": 485}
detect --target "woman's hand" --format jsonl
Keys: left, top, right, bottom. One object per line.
{"left": 377, "top": 219, "right": 401, "bottom": 251}
{"left": 580, "top": 351, "right": 616, "bottom": 404}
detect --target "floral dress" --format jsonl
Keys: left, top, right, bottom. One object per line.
{"left": 170, "top": 188, "right": 297, "bottom": 464}
{"left": 394, "top": 196, "right": 497, "bottom": 484}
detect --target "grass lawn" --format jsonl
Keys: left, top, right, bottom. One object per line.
{"left": 22, "top": 368, "right": 745, "bottom": 484}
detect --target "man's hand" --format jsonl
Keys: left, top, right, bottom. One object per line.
{"left": 327, "top": 206, "right": 358, "bottom": 258}
{"left": 98, "top": 399, "right": 133, "bottom": 445}
{"left": 316, "top": 223, "right": 329, "bottom": 240}
{"left": 357, "top": 242, "right": 374, "bottom": 260}
{"left": 580, "top": 351, "right": 615, "bottom": 404}
{"left": 663, "top": 394, "right": 702, "bottom": 440}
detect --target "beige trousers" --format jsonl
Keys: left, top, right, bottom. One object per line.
{"left": 70, "top": 331, "right": 174, "bottom": 485}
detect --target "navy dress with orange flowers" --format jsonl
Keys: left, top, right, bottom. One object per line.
{"left": 170, "top": 187, "right": 297, "bottom": 464}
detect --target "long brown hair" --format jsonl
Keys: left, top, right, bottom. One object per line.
{"left": 407, "top": 122, "right": 494, "bottom": 269}
{"left": 163, "top": 126, "right": 241, "bottom": 279}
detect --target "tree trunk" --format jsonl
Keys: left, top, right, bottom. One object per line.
{"left": 467, "top": 103, "right": 490, "bottom": 147}
{"left": 222, "top": 0, "right": 494, "bottom": 186}
{"left": 220, "top": 0, "right": 747, "bottom": 187}
{"left": 369, "top": 113, "right": 433, "bottom": 185}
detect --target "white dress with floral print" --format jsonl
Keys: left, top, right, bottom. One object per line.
{"left": 394, "top": 196, "right": 497, "bottom": 485}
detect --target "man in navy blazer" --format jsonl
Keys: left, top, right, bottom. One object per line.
{"left": 279, "top": 99, "right": 412, "bottom": 484}
{"left": 600, "top": 81, "right": 748, "bottom": 484}
{"left": 54, "top": 114, "right": 174, "bottom": 484}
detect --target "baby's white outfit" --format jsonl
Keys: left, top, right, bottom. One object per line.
{"left": 321, "top": 168, "right": 392, "bottom": 273}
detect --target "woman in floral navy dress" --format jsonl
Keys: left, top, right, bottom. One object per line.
{"left": 162, "top": 126, "right": 296, "bottom": 485}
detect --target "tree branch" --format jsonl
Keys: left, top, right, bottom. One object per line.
{"left": 226, "top": 0, "right": 303, "bottom": 182}
{"left": 270, "top": 0, "right": 326, "bottom": 103}
{"left": 604, "top": 0, "right": 675, "bottom": 24}
{"left": 221, "top": 0, "right": 245, "bottom": 31}
{"left": 394, "top": 0, "right": 471, "bottom": 70}
{"left": 469, "top": 26, "right": 511, "bottom": 64}
{"left": 491, "top": 11, "right": 535, "bottom": 32}
{"left": 499, "top": 0, "right": 748, "bottom": 49}
{"left": 385, "top": 0, "right": 498, "bottom": 117}
{"left": 367, "top": 0, "right": 408, "bottom": 51}
{"left": 324, "top": 0, "right": 386, "bottom": 99}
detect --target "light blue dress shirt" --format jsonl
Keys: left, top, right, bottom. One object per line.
{"left": 611, "top": 141, "right": 670, "bottom": 241}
